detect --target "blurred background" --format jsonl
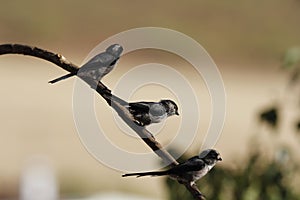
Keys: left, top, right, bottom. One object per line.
{"left": 1, "top": 0, "right": 300, "bottom": 199}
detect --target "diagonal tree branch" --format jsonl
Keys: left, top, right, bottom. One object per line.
{"left": 0, "top": 43, "right": 205, "bottom": 200}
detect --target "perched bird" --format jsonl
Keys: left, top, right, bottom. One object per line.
{"left": 126, "top": 99, "right": 179, "bottom": 126}
{"left": 122, "top": 149, "right": 222, "bottom": 185}
{"left": 49, "top": 44, "right": 123, "bottom": 84}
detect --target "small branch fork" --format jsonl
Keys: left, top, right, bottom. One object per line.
{"left": 0, "top": 44, "right": 205, "bottom": 200}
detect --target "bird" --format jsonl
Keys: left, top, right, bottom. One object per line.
{"left": 49, "top": 44, "right": 123, "bottom": 84}
{"left": 125, "top": 99, "right": 179, "bottom": 126}
{"left": 122, "top": 149, "right": 222, "bottom": 185}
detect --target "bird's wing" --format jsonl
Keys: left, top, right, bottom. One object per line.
{"left": 168, "top": 157, "right": 205, "bottom": 174}
{"left": 127, "top": 102, "right": 152, "bottom": 113}
{"left": 187, "top": 155, "right": 200, "bottom": 161}
{"left": 81, "top": 53, "right": 117, "bottom": 71}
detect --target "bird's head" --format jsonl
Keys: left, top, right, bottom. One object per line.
{"left": 160, "top": 99, "right": 179, "bottom": 116}
{"left": 106, "top": 44, "right": 123, "bottom": 57}
{"left": 199, "top": 149, "right": 222, "bottom": 165}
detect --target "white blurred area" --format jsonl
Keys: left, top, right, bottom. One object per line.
{"left": 20, "top": 156, "right": 58, "bottom": 200}
{"left": 18, "top": 155, "right": 157, "bottom": 200}
{"left": 73, "top": 193, "right": 157, "bottom": 200}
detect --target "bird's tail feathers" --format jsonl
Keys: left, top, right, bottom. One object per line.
{"left": 49, "top": 73, "right": 75, "bottom": 84}
{"left": 122, "top": 170, "right": 168, "bottom": 178}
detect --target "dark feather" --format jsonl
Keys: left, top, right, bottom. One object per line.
{"left": 80, "top": 53, "right": 118, "bottom": 72}
{"left": 128, "top": 102, "right": 152, "bottom": 113}
{"left": 48, "top": 73, "right": 75, "bottom": 84}
{"left": 122, "top": 170, "right": 169, "bottom": 177}
{"left": 168, "top": 158, "right": 205, "bottom": 175}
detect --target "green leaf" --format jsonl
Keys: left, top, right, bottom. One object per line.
{"left": 282, "top": 47, "right": 300, "bottom": 69}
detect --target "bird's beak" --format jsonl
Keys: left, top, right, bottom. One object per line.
{"left": 217, "top": 156, "right": 222, "bottom": 161}
{"left": 175, "top": 111, "right": 179, "bottom": 115}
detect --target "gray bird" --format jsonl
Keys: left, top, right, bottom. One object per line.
{"left": 49, "top": 44, "right": 123, "bottom": 84}
{"left": 126, "top": 99, "right": 179, "bottom": 126}
{"left": 122, "top": 149, "right": 222, "bottom": 185}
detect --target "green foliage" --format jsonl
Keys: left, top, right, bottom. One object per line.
{"left": 163, "top": 47, "right": 300, "bottom": 199}
{"left": 282, "top": 47, "right": 300, "bottom": 86}
{"left": 282, "top": 47, "right": 300, "bottom": 69}
{"left": 164, "top": 149, "right": 299, "bottom": 200}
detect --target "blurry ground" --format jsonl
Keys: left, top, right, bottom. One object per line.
{"left": 0, "top": 0, "right": 300, "bottom": 199}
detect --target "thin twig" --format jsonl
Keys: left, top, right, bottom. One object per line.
{"left": 0, "top": 43, "right": 205, "bottom": 199}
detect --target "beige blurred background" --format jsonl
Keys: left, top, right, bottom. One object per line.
{"left": 1, "top": 0, "right": 300, "bottom": 199}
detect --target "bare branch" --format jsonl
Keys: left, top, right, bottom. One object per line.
{"left": 0, "top": 44, "right": 78, "bottom": 72}
{"left": 0, "top": 43, "right": 205, "bottom": 200}
{"left": 187, "top": 183, "right": 206, "bottom": 200}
